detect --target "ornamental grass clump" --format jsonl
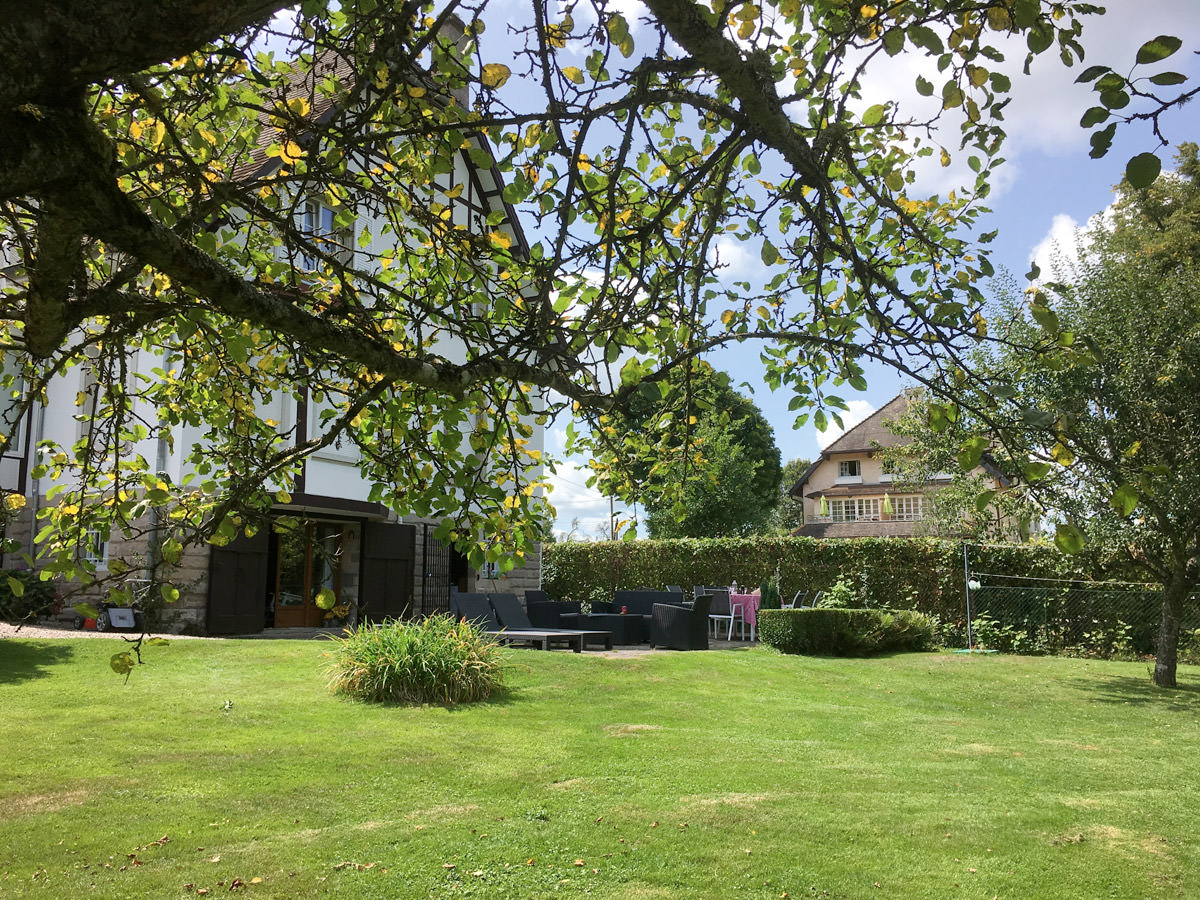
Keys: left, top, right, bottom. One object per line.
{"left": 325, "top": 615, "right": 504, "bottom": 705}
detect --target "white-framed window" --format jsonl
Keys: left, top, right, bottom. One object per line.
{"left": 836, "top": 459, "right": 862, "bottom": 484}
{"left": 298, "top": 200, "right": 353, "bottom": 271}
{"left": 827, "top": 497, "right": 880, "bottom": 522}
{"left": 82, "top": 528, "right": 109, "bottom": 568}
{"left": 892, "top": 496, "right": 923, "bottom": 521}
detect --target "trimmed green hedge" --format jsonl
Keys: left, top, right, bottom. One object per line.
{"left": 758, "top": 608, "right": 934, "bottom": 656}
{"left": 543, "top": 536, "right": 1117, "bottom": 623}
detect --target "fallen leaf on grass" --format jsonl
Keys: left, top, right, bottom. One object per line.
{"left": 573, "top": 859, "right": 585, "bottom": 867}
{"left": 207, "top": 855, "right": 221, "bottom": 863}
{"left": 442, "top": 863, "right": 456, "bottom": 870}
{"left": 333, "top": 861, "right": 377, "bottom": 871}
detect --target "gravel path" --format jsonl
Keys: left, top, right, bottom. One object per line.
{"left": 0, "top": 622, "right": 204, "bottom": 640}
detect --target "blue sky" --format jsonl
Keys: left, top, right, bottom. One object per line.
{"left": 542, "top": 2, "right": 1200, "bottom": 539}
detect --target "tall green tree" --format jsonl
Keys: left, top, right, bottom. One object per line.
{"left": 643, "top": 417, "right": 775, "bottom": 537}
{"left": 943, "top": 144, "right": 1200, "bottom": 686}
{"left": 582, "top": 361, "right": 781, "bottom": 536}
{"left": 0, "top": 2, "right": 1192, "bottom": 594}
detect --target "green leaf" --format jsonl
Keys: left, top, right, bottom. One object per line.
{"left": 882, "top": 28, "right": 904, "bottom": 56}
{"left": 906, "top": 25, "right": 942, "bottom": 54}
{"left": 862, "top": 104, "right": 886, "bottom": 126}
{"left": 1099, "top": 89, "right": 1130, "bottom": 110}
{"left": 760, "top": 240, "right": 781, "bottom": 265}
{"left": 1027, "top": 24, "right": 1053, "bottom": 54}
{"left": 74, "top": 602, "right": 100, "bottom": 619}
{"left": 1020, "top": 408, "right": 1056, "bottom": 429}
{"left": 915, "top": 76, "right": 934, "bottom": 97}
{"left": 314, "top": 587, "right": 336, "bottom": 610}
{"left": 974, "top": 490, "right": 997, "bottom": 514}
{"left": 1030, "top": 304, "right": 1059, "bottom": 332}
{"left": 1110, "top": 483, "right": 1138, "bottom": 517}
{"left": 1079, "top": 106, "right": 1109, "bottom": 128}
{"left": 1149, "top": 71, "right": 1188, "bottom": 86}
{"left": 1074, "top": 65, "right": 1110, "bottom": 84}
{"left": 1023, "top": 461, "right": 1052, "bottom": 482}
{"left": 1025, "top": 261, "right": 1040, "bottom": 282}
{"left": 1125, "top": 152, "right": 1162, "bottom": 189}
{"left": 160, "top": 583, "right": 180, "bottom": 604}
{"left": 1135, "top": 35, "right": 1182, "bottom": 65}
{"left": 957, "top": 435, "right": 988, "bottom": 470}
{"left": 1054, "top": 522, "right": 1086, "bottom": 554}
{"left": 6, "top": 576, "right": 23, "bottom": 597}
{"left": 110, "top": 652, "right": 135, "bottom": 676}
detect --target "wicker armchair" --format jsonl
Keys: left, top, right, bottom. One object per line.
{"left": 650, "top": 594, "right": 711, "bottom": 650}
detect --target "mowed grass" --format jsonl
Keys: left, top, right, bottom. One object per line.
{"left": 2, "top": 639, "right": 1199, "bottom": 899}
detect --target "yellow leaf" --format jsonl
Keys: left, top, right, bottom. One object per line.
{"left": 489, "top": 230, "right": 513, "bottom": 250}
{"left": 738, "top": 20, "right": 755, "bottom": 39}
{"left": 149, "top": 120, "right": 166, "bottom": 149}
{"left": 940, "top": 148, "right": 951, "bottom": 167}
{"left": 563, "top": 66, "right": 585, "bottom": 84}
{"left": 481, "top": 63, "right": 511, "bottom": 89}
{"left": 286, "top": 97, "right": 311, "bottom": 118}
{"left": 280, "top": 140, "right": 303, "bottom": 165}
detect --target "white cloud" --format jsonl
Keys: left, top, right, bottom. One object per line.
{"left": 851, "top": 4, "right": 1200, "bottom": 200}
{"left": 543, "top": 424, "right": 633, "bottom": 540}
{"left": 814, "top": 400, "right": 875, "bottom": 450}
{"left": 1029, "top": 213, "right": 1082, "bottom": 278}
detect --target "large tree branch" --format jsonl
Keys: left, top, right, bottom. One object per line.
{"left": 38, "top": 113, "right": 615, "bottom": 407}
{"left": 640, "top": 0, "right": 827, "bottom": 187}
{"left": 0, "top": 0, "right": 292, "bottom": 108}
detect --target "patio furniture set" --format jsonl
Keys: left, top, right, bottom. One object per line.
{"left": 451, "top": 584, "right": 768, "bottom": 652}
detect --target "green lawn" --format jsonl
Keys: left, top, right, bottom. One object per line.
{"left": 2, "top": 639, "right": 1198, "bottom": 899}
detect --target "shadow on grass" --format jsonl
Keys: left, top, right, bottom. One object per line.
{"left": 1074, "top": 672, "right": 1200, "bottom": 712}
{"left": 0, "top": 640, "right": 75, "bottom": 684}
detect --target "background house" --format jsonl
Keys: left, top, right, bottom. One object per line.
{"left": 790, "top": 394, "right": 1011, "bottom": 538}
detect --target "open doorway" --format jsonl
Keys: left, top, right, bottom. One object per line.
{"left": 269, "top": 519, "right": 345, "bottom": 628}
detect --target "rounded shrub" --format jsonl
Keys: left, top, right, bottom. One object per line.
{"left": 325, "top": 615, "right": 505, "bottom": 704}
{"left": 758, "top": 608, "right": 934, "bottom": 656}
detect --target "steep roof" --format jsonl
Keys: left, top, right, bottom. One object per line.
{"left": 788, "top": 392, "right": 910, "bottom": 496}
{"left": 821, "top": 393, "right": 910, "bottom": 455}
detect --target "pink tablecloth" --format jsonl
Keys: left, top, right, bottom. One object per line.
{"left": 730, "top": 592, "right": 761, "bottom": 630}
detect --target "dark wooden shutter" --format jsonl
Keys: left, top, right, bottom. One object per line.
{"left": 360, "top": 521, "right": 415, "bottom": 622}
{"left": 206, "top": 530, "right": 269, "bottom": 634}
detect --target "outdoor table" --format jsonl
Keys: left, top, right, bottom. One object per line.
{"left": 561, "top": 612, "right": 646, "bottom": 645}
{"left": 730, "top": 592, "right": 760, "bottom": 641}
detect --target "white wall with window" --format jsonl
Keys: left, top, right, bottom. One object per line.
{"left": 835, "top": 459, "right": 862, "bottom": 483}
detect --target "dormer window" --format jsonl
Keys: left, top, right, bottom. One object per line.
{"left": 836, "top": 459, "right": 862, "bottom": 483}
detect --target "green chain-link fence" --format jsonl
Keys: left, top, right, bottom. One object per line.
{"left": 965, "top": 574, "right": 1200, "bottom": 658}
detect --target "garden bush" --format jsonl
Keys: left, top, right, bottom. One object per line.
{"left": 325, "top": 615, "right": 505, "bottom": 704}
{"left": 0, "top": 570, "right": 58, "bottom": 624}
{"left": 758, "top": 608, "right": 934, "bottom": 657}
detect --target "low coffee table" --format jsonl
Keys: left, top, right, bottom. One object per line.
{"left": 561, "top": 612, "right": 646, "bottom": 645}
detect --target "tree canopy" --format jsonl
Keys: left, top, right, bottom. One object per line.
{"left": 936, "top": 144, "right": 1200, "bottom": 686}
{"left": 0, "top": 1, "right": 1193, "bottom": 590}
{"left": 581, "top": 361, "right": 781, "bottom": 536}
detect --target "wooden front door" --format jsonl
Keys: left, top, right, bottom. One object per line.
{"left": 273, "top": 520, "right": 344, "bottom": 628}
